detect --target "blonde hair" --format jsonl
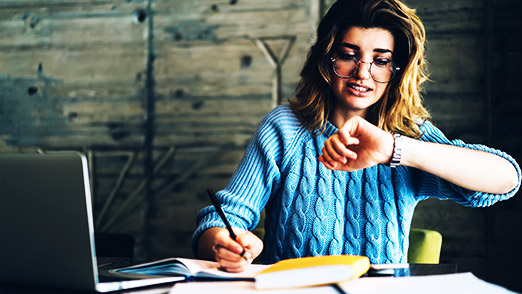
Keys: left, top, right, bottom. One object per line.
{"left": 290, "top": 0, "right": 430, "bottom": 138}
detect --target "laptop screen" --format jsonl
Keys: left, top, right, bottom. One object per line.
{"left": 0, "top": 152, "right": 98, "bottom": 290}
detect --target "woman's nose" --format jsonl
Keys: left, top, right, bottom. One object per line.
{"left": 354, "top": 61, "right": 372, "bottom": 80}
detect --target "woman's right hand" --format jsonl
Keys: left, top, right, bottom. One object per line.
{"left": 197, "top": 227, "right": 263, "bottom": 272}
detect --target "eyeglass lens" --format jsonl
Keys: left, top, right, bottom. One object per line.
{"left": 332, "top": 57, "right": 397, "bottom": 83}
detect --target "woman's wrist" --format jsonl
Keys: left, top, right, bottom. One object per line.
{"left": 382, "top": 132, "right": 397, "bottom": 167}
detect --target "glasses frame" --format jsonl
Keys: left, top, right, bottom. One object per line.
{"left": 330, "top": 56, "right": 400, "bottom": 83}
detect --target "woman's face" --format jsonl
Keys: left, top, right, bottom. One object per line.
{"left": 330, "top": 26, "right": 395, "bottom": 121}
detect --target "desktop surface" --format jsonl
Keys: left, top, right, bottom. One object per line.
{"left": 0, "top": 264, "right": 457, "bottom": 294}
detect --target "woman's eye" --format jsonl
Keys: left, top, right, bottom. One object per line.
{"left": 374, "top": 58, "right": 391, "bottom": 67}
{"left": 339, "top": 53, "right": 357, "bottom": 61}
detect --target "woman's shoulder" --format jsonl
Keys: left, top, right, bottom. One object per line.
{"left": 416, "top": 120, "right": 450, "bottom": 143}
{"left": 259, "top": 104, "right": 304, "bottom": 133}
{"left": 263, "top": 104, "right": 300, "bottom": 123}
{"left": 255, "top": 104, "right": 310, "bottom": 150}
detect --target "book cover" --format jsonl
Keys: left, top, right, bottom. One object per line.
{"left": 255, "top": 255, "right": 370, "bottom": 289}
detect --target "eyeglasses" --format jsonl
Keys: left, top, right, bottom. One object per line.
{"left": 331, "top": 54, "right": 400, "bottom": 83}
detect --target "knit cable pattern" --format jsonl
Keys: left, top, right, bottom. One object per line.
{"left": 330, "top": 171, "right": 346, "bottom": 255}
{"left": 309, "top": 156, "right": 331, "bottom": 256}
{"left": 288, "top": 144, "right": 314, "bottom": 258}
{"left": 379, "top": 165, "right": 399, "bottom": 263}
{"left": 344, "top": 171, "right": 362, "bottom": 255}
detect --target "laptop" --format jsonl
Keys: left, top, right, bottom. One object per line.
{"left": 0, "top": 152, "right": 184, "bottom": 292}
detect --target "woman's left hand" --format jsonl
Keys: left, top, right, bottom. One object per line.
{"left": 319, "top": 116, "right": 394, "bottom": 171}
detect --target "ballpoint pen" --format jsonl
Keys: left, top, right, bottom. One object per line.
{"left": 207, "top": 189, "right": 248, "bottom": 260}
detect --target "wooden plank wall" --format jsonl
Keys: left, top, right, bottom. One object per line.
{"left": 408, "top": 0, "right": 491, "bottom": 278}
{"left": 0, "top": 0, "right": 521, "bottom": 291}
{"left": 408, "top": 0, "right": 522, "bottom": 290}
{"left": 483, "top": 0, "right": 522, "bottom": 289}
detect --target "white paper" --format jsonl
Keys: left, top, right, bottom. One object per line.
{"left": 169, "top": 272, "right": 516, "bottom": 294}
{"left": 340, "top": 272, "right": 516, "bottom": 294}
{"left": 169, "top": 281, "right": 338, "bottom": 294}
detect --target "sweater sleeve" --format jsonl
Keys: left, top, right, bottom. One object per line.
{"left": 411, "top": 121, "right": 521, "bottom": 207}
{"left": 191, "top": 106, "right": 292, "bottom": 256}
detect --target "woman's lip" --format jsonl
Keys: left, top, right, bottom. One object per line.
{"left": 346, "top": 83, "right": 373, "bottom": 96}
{"left": 347, "top": 83, "right": 372, "bottom": 91}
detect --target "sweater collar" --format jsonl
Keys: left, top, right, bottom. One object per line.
{"left": 323, "top": 119, "right": 339, "bottom": 137}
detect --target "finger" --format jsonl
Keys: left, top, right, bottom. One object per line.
{"left": 215, "top": 247, "right": 251, "bottom": 272}
{"left": 215, "top": 228, "right": 245, "bottom": 255}
{"left": 335, "top": 130, "right": 360, "bottom": 154}
{"left": 215, "top": 245, "right": 246, "bottom": 262}
{"left": 237, "top": 231, "right": 262, "bottom": 245}
{"left": 320, "top": 146, "right": 338, "bottom": 167}
{"left": 319, "top": 155, "right": 337, "bottom": 170}
{"left": 343, "top": 136, "right": 360, "bottom": 146}
{"left": 218, "top": 259, "right": 249, "bottom": 273}
{"left": 339, "top": 116, "right": 360, "bottom": 138}
{"left": 330, "top": 138, "right": 351, "bottom": 163}
{"left": 235, "top": 233, "right": 261, "bottom": 260}
{"left": 330, "top": 136, "right": 358, "bottom": 160}
{"left": 323, "top": 139, "right": 348, "bottom": 164}
{"left": 219, "top": 260, "right": 250, "bottom": 273}
{"left": 213, "top": 231, "right": 249, "bottom": 262}
{"left": 323, "top": 135, "right": 346, "bottom": 164}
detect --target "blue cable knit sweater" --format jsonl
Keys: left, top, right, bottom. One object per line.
{"left": 193, "top": 105, "right": 521, "bottom": 264}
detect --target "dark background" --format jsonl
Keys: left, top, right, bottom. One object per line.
{"left": 0, "top": 0, "right": 520, "bottom": 291}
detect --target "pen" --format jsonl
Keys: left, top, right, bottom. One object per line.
{"left": 207, "top": 189, "right": 247, "bottom": 260}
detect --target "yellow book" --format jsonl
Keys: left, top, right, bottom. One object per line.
{"left": 254, "top": 255, "right": 370, "bottom": 290}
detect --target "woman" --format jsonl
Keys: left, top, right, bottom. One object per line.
{"left": 192, "top": 0, "right": 521, "bottom": 272}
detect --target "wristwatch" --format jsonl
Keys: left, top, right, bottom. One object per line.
{"left": 389, "top": 133, "right": 403, "bottom": 168}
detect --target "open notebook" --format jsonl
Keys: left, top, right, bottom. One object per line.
{"left": 0, "top": 152, "right": 183, "bottom": 292}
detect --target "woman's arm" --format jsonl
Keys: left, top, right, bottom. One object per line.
{"left": 401, "top": 137, "right": 518, "bottom": 194}
{"left": 192, "top": 105, "right": 302, "bottom": 269}
{"left": 319, "top": 116, "right": 520, "bottom": 195}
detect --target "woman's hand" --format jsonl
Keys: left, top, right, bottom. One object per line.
{"left": 198, "top": 227, "right": 263, "bottom": 273}
{"left": 319, "top": 116, "right": 394, "bottom": 171}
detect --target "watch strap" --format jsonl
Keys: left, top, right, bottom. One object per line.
{"left": 389, "top": 133, "right": 403, "bottom": 168}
